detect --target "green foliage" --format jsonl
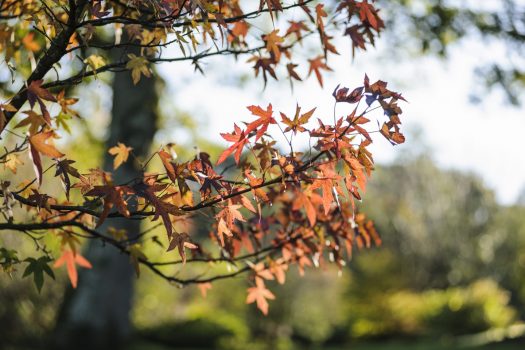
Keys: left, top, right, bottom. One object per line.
{"left": 139, "top": 316, "right": 248, "bottom": 349}
{"left": 22, "top": 256, "right": 54, "bottom": 293}
{"left": 346, "top": 279, "right": 517, "bottom": 339}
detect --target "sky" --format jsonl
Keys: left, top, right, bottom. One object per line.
{"left": 156, "top": 10, "right": 525, "bottom": 205}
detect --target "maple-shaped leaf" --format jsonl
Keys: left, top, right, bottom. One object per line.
{"left": 56, "top": 90, "right": 79, "bottom": 118}
{"left": 244, "top": 170, "right": 269, "bottom": 202}
{"left": 357, "top": 0, "right": 380, "bottom": 31}
{"left": 53, "top": 250, "right": 92, "bottom": 288}
{"left": 280, "top": 104, "right": 316, "bottom": 135}
{"left": 85, "top": 185, "right": 133, "bottom": 227}
{"left": 263, "top": 30, "right": 284, "bottom": 61}
{"left": 228, "top": 21, "right": 249, "bottom": 43}
{"left": 217, "top": 217, "right": 233, "bottom": 246}
{"left": 260, "top": 0, "right": 283, "bottom": 22}
{"left": 133, "top": 180, "right": 185, "bottom": 237}
{"left": 332, "top": 84, "right": 364, "bottom": 104}
{"left": 55, "top": 159, "right": 81, "bottom": 200}
{"left": 167, "top": 232, "right": 197, "bottom": 264}
{"left": 217, "top": 124, "right": 249, "bottom": 165}
{"left": 215, "top": 202, "right": 246, "bottom": 246}
{"left": 240, "top": 195, "right": 257, "bottom": 213}
{"left": 29, "top": 131, "right": 64, "bottom": 158}
{"left": 245, "top": 104, "right": 277, "bottom": 141}
{"left": 311, "top": 177, "right": 336, "bottom": 215}
{"left": 315, "top": 3, "right": 327, "bottom": 32}
{"left": 269, "top": 258, "right": 288, "bottom": 284}
{"left": 311, "top": 162, "right": 343, "bottom": 214}
{"left": 15, "top": 110, "right": 48, "bottom": 134}
{"left": 248, "top": 262, "right": 274, "bottom": 281}
{"left": 286, "top": 63, "right": 302, "bottom": 82}
{"left": 108, "top": 142, "right": 133, "bottom": 169}
{"left": 292, "top": 190, "right": 317, "bottom": 227}
{"left": 27, "top": 80, "right": 56, "bottom": 107}
{"left": 285, "top": 21, "right": 310, "bottom": 41}
{"left": 28, "top": 131, "right": 64, "bottom": 186}
{"left": 23, "top": 256, "right": 55, "bottom": 293}
{"left": 248, "top": 55, "right": 278, "bottom": 86}
{"left": 158, "top": 149, "right": 177, "bottom": 183}
{"left": 198, "top": 282, "right": 212, "bottom": 298}
{"left": 22, "top": 32, "right": 41, "bottom": 52}
{"left": 308, "top": 56, "right": 333, "bottom": 87}
{"left": 126, "top": 54, "right": 151, "bottom": 84}
{"left": 27, "top": 80, "right": 56, "bottom": 124}
{"left": 4, "top": 154, "right": 23, "bottom": 174}
{"left": 246, "top": 277, "right": 275, "bottom": 315}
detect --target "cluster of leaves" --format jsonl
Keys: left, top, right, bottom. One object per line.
{"left": 0, "top": 0, "right": 406, "bottom": 315}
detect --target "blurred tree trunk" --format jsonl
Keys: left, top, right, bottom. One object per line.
{"left": 54, "top": 58, "right": 158, "bottom": 348}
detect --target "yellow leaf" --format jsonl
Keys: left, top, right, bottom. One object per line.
{"left": 108, "top": 142, "right": 133, "bottom": 169}
{"left": 83, "top": 55, "right": 106, "bottom": 77}
{"left": 4, "top": 154, "right": 23, "bottom": 174}
{"left": 125, "top": 54, "right": 151, "bottom": 84}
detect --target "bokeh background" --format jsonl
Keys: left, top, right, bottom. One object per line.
{"left": 2, "top": 0, "right": 525, "bottom": 349}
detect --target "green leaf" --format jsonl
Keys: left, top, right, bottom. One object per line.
{"left": 23, "top": 256, "right": 55, "bottom": 293}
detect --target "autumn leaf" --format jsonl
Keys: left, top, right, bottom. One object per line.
{"left": 217, "top": 217, "right": 233, "bottom": 246}
{"left": 85, "top": 184, "right": 133, "bottom": 227}
{"left": 286, "top": 63, "right": 302, "bottom": 82}
{"left": 22, "top": 32, "right": 41, "bottom": 52}
{"left": 248, "top": 261, "right": 274, "bottom": 281}
{"left": 269, "top": 259, "right": 288, "bottom": 285}
{"left": 308, "top": 56, "right": 333, "bottom": 87}
{"left": 14, "top": 110, "right": 47, "bottom": 134}
{"left": 245, "top": 104, "right": 277, "bottom": 141}
{"left": 4, "top": 154, "right": 23, "bottom": 174}
{"left": 246, "top": 277, "right": 275, "bottom": 315}
{"left": 280, "top": 104, "right": 315, "bottom": 135}
{"left": 55, "top": 159, "right": 81, "bottom": 200}
{"left": 260, "top": 0, "right": 283, "bottom": 21}
{"left": 285, "top": 21, "right": 310, "bottom": 41}
{"left": 217, "top": 124, "right": 249, "bottom": 165}
{"left": 292, "top": 190, "right": 317, "bottom": 226}
{"left": 29, "top": 131, "right": 64, "bottom": 158}
{"left": 167, "top": 232, "right": 197, "bottom": 264}
{"left": 198, "top": 282, "right": 212, "bottom": 298}
{"left": 28, "top": 131, "right": 64, "bottom": 186}
{"left": 83, "top": 55, "right": 106, "bottom": 77}
{"left": 26, "top": 80, "right": 56, "bottom": 124}
{"left": 263, "top": 30, "right": 284, "bottom": 61}
{"left": 108, "top": 142, "right": 133, "bottom": 169}
{"left": 53, "top": 250, "right": 92, "bottom": 288}
{"left": 358, "top": 0, "right": 380, "bottom": 31}
{"left": 126, "top": 54, "right": 151, "bottom": 84}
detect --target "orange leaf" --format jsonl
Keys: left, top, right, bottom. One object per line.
{"left": 29, "top": 131, "right": 64, "bottom": 158}
{"left": 246, "top": 277, "right": 275, "bottom": 315}
{"left": 198, "top": 283, "right": 212, "bottom": 298}
{"left": 53, "top": 250, "right": 92, "bottom": 288}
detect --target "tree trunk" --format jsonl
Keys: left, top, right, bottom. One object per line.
{"left": 54, "top": 63, "right": 158, "bottom": 349}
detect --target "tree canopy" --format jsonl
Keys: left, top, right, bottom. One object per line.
{"left": 0, "top": 0, "right": 409, "bottom": 315}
